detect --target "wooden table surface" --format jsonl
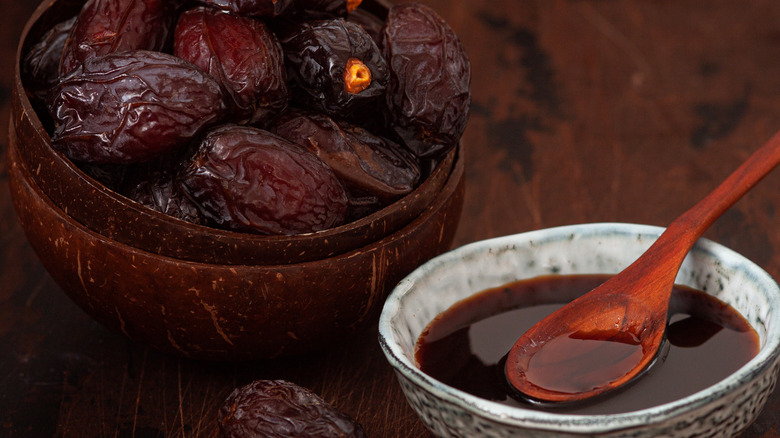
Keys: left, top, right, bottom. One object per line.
{"left": 2, "top": 0, "right": 780, "bottom": 436}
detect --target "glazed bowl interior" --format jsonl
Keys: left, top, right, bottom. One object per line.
{"left": 379, "top": 223, "right": 780, "bottom": 436}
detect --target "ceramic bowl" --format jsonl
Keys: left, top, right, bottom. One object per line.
{"left": 379, "top": 223, "right": 780, "bottom": 437}
{"left": 9, "top": 0, "right": 465, "bottom": 360}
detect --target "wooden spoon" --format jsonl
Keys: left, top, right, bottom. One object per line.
{"left": 505, "top": 131, "right": 780, "bottom": 403}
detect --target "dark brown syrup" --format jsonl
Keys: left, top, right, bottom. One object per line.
{"left": 415, "top": 274, "right": 759, "bottom": 414}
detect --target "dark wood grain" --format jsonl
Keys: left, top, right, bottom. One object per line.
{"left": 2, "top": 0, "right": 780, "bottom": 437}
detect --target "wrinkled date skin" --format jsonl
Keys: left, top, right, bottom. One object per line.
{"left": 49, "top": 50, "right": 227, "bottom": 164}
{"left": 274, "top": 111, "right": 420, "bottom": 201}
{"left": 382, "top": 3, "right": 471, "bottom": 159}
{"left": 347, "top": 7, "right": 384, "bottom": 46}
{"left": 59, "top": 0, "right": 181, "bottom": 75}
{"left": 281, "top": 19, "right": 388, "bottom": 116}
{"left": 23, "top": 16, "right": 76, "bottom": 103}
{"left": 196, "top": 0, "right": 294, "bottom": 17}
{"left": 174, "top": 7, "right": 288, "bottom": 125}
{"left": 219, "top": 380, "right": 366, "bottom": 438}
{"left": 121, "top": 166, "right": 206, "bottom": 225}
{"left": 179, "top": 125, "right": 348, "bottom": 235}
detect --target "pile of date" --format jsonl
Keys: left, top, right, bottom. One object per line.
{"left": 24, "top": 0, "right": 471, "bottom": 236}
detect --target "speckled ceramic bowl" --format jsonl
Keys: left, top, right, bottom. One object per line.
{"left": 379, "top": 223, "right": 780, "bottom": 437}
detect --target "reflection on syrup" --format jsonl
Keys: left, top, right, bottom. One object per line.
{"left": 415, "top": 275, "right": 759, "bottom": 415}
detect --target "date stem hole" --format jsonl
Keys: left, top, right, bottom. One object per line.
{"left": 344, "top": 58, "right": 371, "bottom": 94}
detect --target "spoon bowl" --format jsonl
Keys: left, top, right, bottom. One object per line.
{"left": 507, "top": 338, "right": 672, "bottom": 409}
{"left": 505, "top": 130, "right": 780, "bottom": 403}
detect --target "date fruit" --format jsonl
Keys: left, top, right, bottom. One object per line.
{"left": 60, "top": 0, "right": 180, "bottom": 75}
{"left": 23, "top": 16, "right": 76, "bottom": 103}
{"left": 179, "top": 125, "right": 348, "bottom": 235}
{"left": 382, "top": 3, "right": 471, "bottom": 158}
{"left": 174, "top": 7, "right": 288, "bottom": 125}
{"left": 25, "top": 0, "right": 470, "bottom": 236}
{"left": 274, "top": 111, "right": 420, "bottom": 201}
{"left": 219, "top": 380, "right": 366, "bottom": 438}
{"left": 347, "top": 7, "right": 384, "bottom": 46}
{"left": 49, "top": 50, "right": 227, "bottom": 164}
{"left": 196, "top": 0, "right": 293, "bottom": 17}
{"left": 121, "top": 166, "right": 206, "bottom": 225}
{"left": 281, "top": 19, "right": 388, "bottom": 116}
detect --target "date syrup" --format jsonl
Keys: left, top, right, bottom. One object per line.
{"left": 415, "top": 274, "right": 759, "bottom": 414}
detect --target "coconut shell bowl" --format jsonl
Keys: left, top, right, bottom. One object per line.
{"left": 8, "top": 0, "right": 465, "bottom": 361}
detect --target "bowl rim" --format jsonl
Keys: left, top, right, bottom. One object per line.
{"left": 9, "top": 118, "right": 466, "bottom": 270}
{"left": 378, "top": 222, "right": 780, "bottom": 433}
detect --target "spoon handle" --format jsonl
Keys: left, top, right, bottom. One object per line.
{"left": 505, "top": 131, "right": 780, "bottom": 404}
{"left": 611, "top": 131, "right": 780, "bottom": 304}
{"left": 652, "top": 130, "right": 780, "bottom": 259}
